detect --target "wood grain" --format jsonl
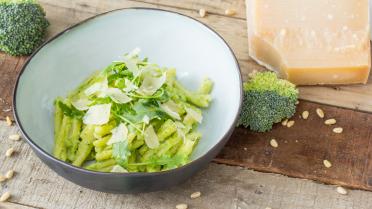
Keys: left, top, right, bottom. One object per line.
{"left": 215, "top": 100, "right": 372, "bottom": 191}
{"left": 0, "top": 54, "right": 27, "bottom": 121}
{"left": 1, "top": 0, "right": 372, "bottom": 121}
{"left": 1, "top": 121, "right": 372, "bottom": 209}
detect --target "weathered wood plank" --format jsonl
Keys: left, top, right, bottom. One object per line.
{"left": 0, "top": 54, "right": 27, "bottom": 121}
{"left": 215, "top": 100, "right": 372, "bottom": 191}
{"left": 1, "top": 121, "right": 372, "bottom": 209}
{"left": 36, "top": 0, "right": 250, "bottom": 58}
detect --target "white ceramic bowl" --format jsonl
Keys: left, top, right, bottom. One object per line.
{"left": 14, "top": 8, "right": 242, "bottom": 193}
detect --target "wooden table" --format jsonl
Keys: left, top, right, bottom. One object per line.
{"left": 2, "top": 0, "right": 372, "bottom": 208}
{"left": 1, "top": 121, "right": 372, "bottom": 209}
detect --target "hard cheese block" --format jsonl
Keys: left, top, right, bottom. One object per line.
{"left": 246, "top": 0, "right": 371, "bottom": 85}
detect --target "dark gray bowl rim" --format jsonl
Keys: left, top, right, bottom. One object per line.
{"left": 12, "top": 7, "right": 243, "bottom": 177}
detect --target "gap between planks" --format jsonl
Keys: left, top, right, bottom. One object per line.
{"left": 129, "top": 0, "right": 247, "bottom": 20}
{"left": 0, "top": 201, "right": 42, "bottom": 209}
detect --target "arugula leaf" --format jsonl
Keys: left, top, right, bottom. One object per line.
{"left": 103, "top": 63, "right": 126, "bottom": 74}
{"left": 111, "top": 102, "right": 135, "bottom": 116}
{"left": 112, "top": 141, "right": 131, "bottom": 166}
{"left": 107, "top": 70, "right": 133, "bottom": 85}
{"left": 125, "top": 99, "right": 168, "bottom": 124}
{"left": 57, "top": 101, "right": 84, "bottom": 118}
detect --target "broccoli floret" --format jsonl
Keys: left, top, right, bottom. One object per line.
{"left": 238, "top": 71, "right": 298, "bottom": 132}
{"left": 0, "top": 0, "right": 49, "bottom": 56}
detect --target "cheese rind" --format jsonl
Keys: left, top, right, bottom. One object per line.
{"left": 246, "top": 0, "right": 371, "bottom": 85}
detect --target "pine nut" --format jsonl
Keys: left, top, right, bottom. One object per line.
{"left": 316, "top": 108, "right": 325, "bottom": 118}
{"left": 323, "top": 160, "right": 332, "bottom": 168}
{"left": 199, "top": 8, "right": 207, "bottom": 17}
{"left": 0, "top": 191, "right": 10, "bottom": 202}
{"left": 5, "top": 147, "right": 15, "bottom": 157}
{"left": 248, "top": 70, "right": 258, "bottom": 78}
{"left": 325, "top": 119, "right": 337, "bottom": 125}
{"left": 302, "top": 111, "right": 309, "bottom": 119}
{"left": 176, "top": 203, "right": 188, "bottom": 209}
{"left": 0, "top": 175, "right": 6, "bottom": 182}
{"left": 336, "top": 186, "right": 348, "bottom": 195}
{"left": 270, "top": 139, "right": 278, "bottom": 148}
{"left": 190, "top": 191, "right": 201, "bottom": 199}
{"left": 333, "top": 127, "right": 343, "bottom": 133}
{"left": 281, "top": 119, "right": 288, "bottom": 126}
{"left": 9, "top": 134, "right": 21, "bottom": 141}
{"left": 224, "top": 9, "right": 236, "bottom": 16}
{"left": 5, "top": 170, "right": 14, "bottom": 179}
{"left": 6, "top": 116, "right": 12, "bottom": 126}
{"left": 287, "top": 120, "right": 295, "bottom": 128}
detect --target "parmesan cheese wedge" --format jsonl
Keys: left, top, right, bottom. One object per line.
{"left": 246, "top": 0, "right": 371, "bottom": 85}
{"left": 144, "top": 125, "right": 160, "bottom": 149}
{"left": 107, "top": 123, "right": 128, "bottom": 145}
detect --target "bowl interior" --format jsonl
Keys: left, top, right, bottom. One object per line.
{"left": 15, "top": 8, "right": 241, "bottom": 162}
